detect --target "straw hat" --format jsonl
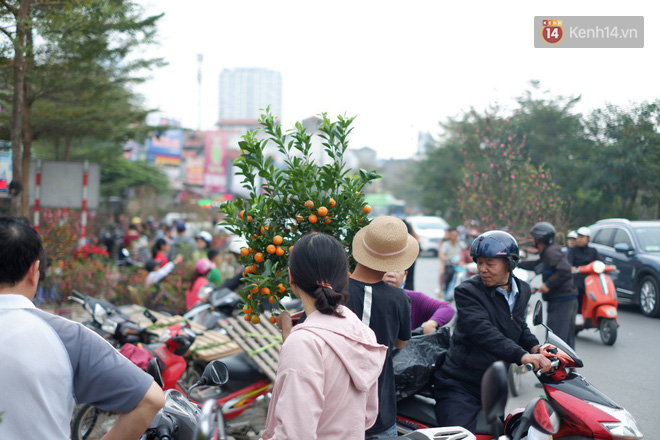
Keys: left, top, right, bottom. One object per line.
{"left": 352, "top": 216, "right": 419, "bottom": 272}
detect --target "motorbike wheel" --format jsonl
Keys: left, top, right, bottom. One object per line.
{"left": 70, "top": 404, "right": 119, "bottom": 440}
{"left": 599, "top": 318, "right": 617, "bottom": 346}
{"left": 508, "top": 364, "right": 522, "bottom": 397}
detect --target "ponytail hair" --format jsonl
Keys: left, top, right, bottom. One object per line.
{"left": 289, "top": 233, "right": 349, "bottom": 317}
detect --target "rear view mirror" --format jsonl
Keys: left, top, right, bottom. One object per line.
{"left": 481, "top": 361, "right": 508, "bottom": 438}
{"left": 187, "top": 360, "right": 229, "bottom": 400}
{"left": 146, "top": 358, "right": 164, "bottom": 388}
{"left": 614, "top": 243, "right": 631, "bottom": 254}
{"left": 532, "top": 300, "right": 543, "bottom": 326}
{"left": 202, "top": 360, "right": 229, "bottom": 387}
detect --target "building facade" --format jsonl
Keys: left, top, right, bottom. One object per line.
{"left": 218, "top": 68, "right": 282, "bottom": 121}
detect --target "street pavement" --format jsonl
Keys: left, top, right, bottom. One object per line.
{"left": 414, "top": 255, "right": 660, "bottom": 437}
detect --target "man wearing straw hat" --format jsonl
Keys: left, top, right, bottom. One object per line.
{"left": 347, "top": 216, "right": 419, "bottom": 439}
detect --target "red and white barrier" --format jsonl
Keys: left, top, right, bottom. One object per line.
{"left": 81, "top": 160, "right": 89, "bottom": 241}
{"left": 33, "top": 160, "right": 41, "bottom": 233}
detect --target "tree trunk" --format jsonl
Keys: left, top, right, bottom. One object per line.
{"left": 8, "top": 0, "right": 31, "bottom": 216}
{"left": 63, "top": 136, "right": 73, "bottom": 161}
{"left": 20, "top": 114, "right": 32, "bottom": 217}
{"left": 20, "top": 22, "right": 34, "bottom": 217}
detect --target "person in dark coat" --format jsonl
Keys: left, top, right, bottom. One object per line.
{"left": 566, "top": 226, "right": 601, "bottom": 317}
{"left": 433, "top": 231, "right": 551, "bottom": 433}
{"left": 519, "top": 221, "right": 579, "bottom": 349}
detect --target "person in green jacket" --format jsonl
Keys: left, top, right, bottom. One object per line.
{"left": 206, "top": 249, "right": 223, "bottom": 285}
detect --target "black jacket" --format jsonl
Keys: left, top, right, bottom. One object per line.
{"left": 440, "top": 275, "right": 539, "bottom": 392}
{"left": 567, "top": 245, "right": 600, "bottom": 268}
{"left": 519, "top": 243, "right": 577, "bottom": 301}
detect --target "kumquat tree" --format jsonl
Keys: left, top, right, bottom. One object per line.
{"left": 220, "top": 111, "right": 380, "bottom": 323}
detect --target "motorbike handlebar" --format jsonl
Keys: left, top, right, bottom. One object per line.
{"left": 525, "top": 359, "right": 561, "bottom": 377}
{"left": 71, "top": 290, "right": 85, "bottom": 300}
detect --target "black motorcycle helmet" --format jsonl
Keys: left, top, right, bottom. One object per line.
{"left": 470, "top": 230, "right": 520, "bottom": 271}
{"left": 530, "top": 221, "right": 556, "bottom": 245}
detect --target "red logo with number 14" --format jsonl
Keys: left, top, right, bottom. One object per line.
{"left": 542, "top": 19, "right": 563, "bottom": 44}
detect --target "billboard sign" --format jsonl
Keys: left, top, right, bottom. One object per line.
{"left": 146, "top": 128, "right": 183, "bottom": 164}
{"left": 203, "top": 131, "right": 228, "bottom": 193}
{"left": 184, "top": 157, "right": 205, "bottom": 186}
{"left": 145, "top": 120, "right": 183, "bottom": 190}
{"left": 28, "top": 161, "right": 100, "bottom": 209}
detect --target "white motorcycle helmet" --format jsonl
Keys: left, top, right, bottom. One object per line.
{"left": 228, "top": 236, "right": 248, "bottom": 255}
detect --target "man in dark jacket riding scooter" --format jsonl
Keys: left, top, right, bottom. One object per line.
{"left": 519, "top": 221, "right": 579, "bottom": 349}
{"left": 433, "top": 231, "right": 551, "bottom": 433}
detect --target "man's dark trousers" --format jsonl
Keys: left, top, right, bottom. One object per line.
{"left": 547, "top": 298, "right": 578, "bottom": 349}
{"left": 433, "top": 373, "right": 481, "bottom": 433}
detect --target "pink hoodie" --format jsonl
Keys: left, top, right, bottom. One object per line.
{"left": 262, "top": 305, "right": 387, "bottom": 440}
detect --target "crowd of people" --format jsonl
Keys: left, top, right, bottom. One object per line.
{"left": 0, "top": 212, "right": 606, "bottom": 439}
{"left": 97, "top": 215, "right": 243, "bottom": 312}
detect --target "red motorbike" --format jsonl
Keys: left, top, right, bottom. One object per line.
{"left": 574, "top": 260, "right": 619, "bottom": 345}
{"left": 515, "top": 300, "right": 643, "bottom": 439}
{"left": 396, "top": 301, "right": 643, "bottom": 439}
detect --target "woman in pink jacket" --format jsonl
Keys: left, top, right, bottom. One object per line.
{"left": 262, "top": 233, "right": 387, "bottom": 440}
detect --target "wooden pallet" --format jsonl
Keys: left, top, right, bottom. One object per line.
{"left": 117, "top": 305, "right": 242, "bottom": 362}
{"left": 217, "top": 312, "right": 282, "bottom": 382}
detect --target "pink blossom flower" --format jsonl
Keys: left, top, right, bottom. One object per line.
{"left": 510, "top": 174, "right": 515, "bottom": 179}
{"left": 490, "top": 163, "right": 494, "bottom": 168}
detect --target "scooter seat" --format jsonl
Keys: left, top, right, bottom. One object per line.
{"left": 398, "top": 394, "right": 438, "bottom": 427}
{"left": 217, "top": 352, "right": 269, "bottom": 395}
{"left": 397, "top": 394, "right": 502, "bottom": 435}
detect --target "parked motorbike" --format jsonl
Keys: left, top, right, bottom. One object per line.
{"left": 141, "top": 359, "right": 230, "bottom": 440}
{"left": 69, "top": 289, "right": 156, "bottom": 347}
{"left": 69, "top": 292, "right": 202, "bottom": 440}
{"left": 184, "top": 285, "right": 302, "bottom": 331}
{"left": 183, "top": 286, "right": 241, "bottom": 328}
{"left": 574, "top": 260, "right": 619, "bottom": 345}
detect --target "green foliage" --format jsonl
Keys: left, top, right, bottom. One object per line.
{"left": 583, "top": 101, "right": 660, "bottom": 219}
{"left": 220, "top": 111, "right": 380, "bottom": 319}
{"left": 0, "top": 0, "right": 163, "bottom": 156}
{"left": 417, "top": 82, "right": 660, "bottom": 229}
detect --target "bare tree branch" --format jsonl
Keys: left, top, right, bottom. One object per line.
{"left": 0, "top": 0, "right": 18, "bottom": 16}
{"left": 0, "top": 25, "right": 13, "bottom": 40}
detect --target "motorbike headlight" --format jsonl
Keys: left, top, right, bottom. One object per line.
{"left": 588, "top": 402, "right": 643, "bottom": 439}
{"left": 593, "top": 260, "right": 605, "bottom": 274}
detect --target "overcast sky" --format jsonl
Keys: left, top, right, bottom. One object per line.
{"left": 135, "top": 1, "right": 660, "bottom": 159}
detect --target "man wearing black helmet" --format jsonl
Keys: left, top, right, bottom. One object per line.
{"left": 433, "top": 230, "right": 551, "bottom": 433}
{"left": 519, "top": 221, "right": 578, "bottom": 349}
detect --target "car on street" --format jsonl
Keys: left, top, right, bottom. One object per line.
{"left": 588, "top": 218, "right": 660, "bottom": 317}
{"left": 406, "top": 215, "right": 449, "bottom": 257}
